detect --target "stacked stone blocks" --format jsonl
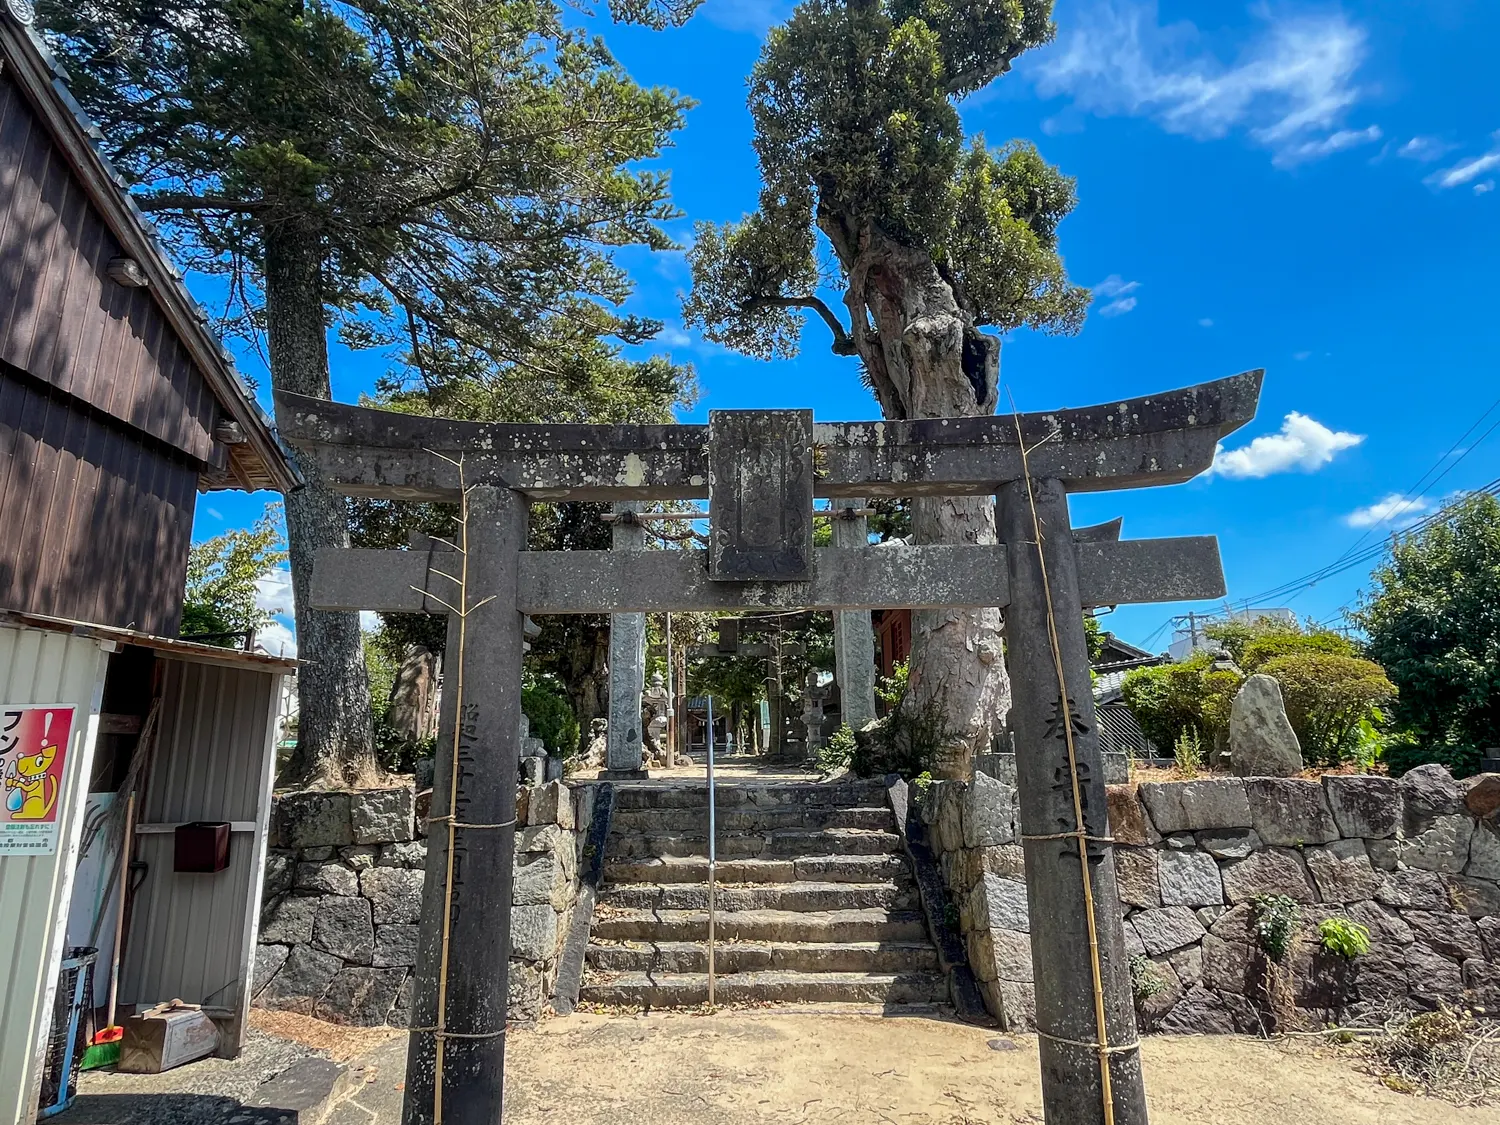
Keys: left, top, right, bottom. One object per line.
{"left": 252, "top": 781, "right": 594, "bottom": 1025}
{"left": 924, "top": 764, "right": 1500, "bottom": 1033}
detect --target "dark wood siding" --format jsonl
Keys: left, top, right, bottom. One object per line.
{"left": 0, "top": 366, "right": 196, "bottom": 635}
{"left": 0, "top": 72, "right": 216, "bottom": 463}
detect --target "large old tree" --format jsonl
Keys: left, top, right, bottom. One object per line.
{"left": 684, "top": 0, "right": 1089, "bottom": 776}
{"left": 44, "top": 0, "right": 696, "bottom": 783}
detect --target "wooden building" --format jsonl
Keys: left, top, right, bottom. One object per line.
{"left": 0, "top": 14, "right": 301, "bottom": 1122}
{"left": 0, "top": 12, "right": 297, "bottom": 636}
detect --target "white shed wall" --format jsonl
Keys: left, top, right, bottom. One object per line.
{"left": 0, "top": 625, "right": 110, "bottom": 1125}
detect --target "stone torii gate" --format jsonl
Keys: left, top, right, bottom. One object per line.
{"left": 276, "top": 370, "right": 1262, "bottom": 1125}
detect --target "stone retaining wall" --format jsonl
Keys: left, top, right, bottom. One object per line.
{"left": 924, "top": 764, "right": 1500, "bottom": 1033}
{"left": 251, "top": 781, "right": 596, "bottom": 1025}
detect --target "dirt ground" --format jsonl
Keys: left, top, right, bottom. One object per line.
{"left": 490, "top": 1009, "right": 1500, "bottom": 1125}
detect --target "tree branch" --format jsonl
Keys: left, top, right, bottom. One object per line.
{"left": 137, "top": 193, "right": 268, "bottom": 214}
{"left": 747, "top": 294, "right": 857, "bottom": 355}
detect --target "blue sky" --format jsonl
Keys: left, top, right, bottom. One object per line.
{"left": 198, "top": 0, "right": 1500, "bottom": 657}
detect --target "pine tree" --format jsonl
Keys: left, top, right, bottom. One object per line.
{"left": 684, "top": 0, "right": 1088, "bottom": 776}
{"left": 43, "top": 0, "right": 696, "bottom": 783}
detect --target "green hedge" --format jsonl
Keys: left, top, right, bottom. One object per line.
{"left": 522, "top": 677, "right": 580, "bottom": 757}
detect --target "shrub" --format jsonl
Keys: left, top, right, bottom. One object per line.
{"left": 522, "top": 676, "right": 580, "bottom": 757}
{"left": 1354, "top": 492, "right": 1500, "bottom": 777}
{"left": 1121, "top": 653, "right": 1240, "bottom": 753}
{"left": 1258, "top": 653, "right": 1397, "bottom": 766}
{"left": 1318, "top": 917, "right": 1372, "bottom": 958}
{"left": 1174, "top": 728, "right": 1202, "bottom": 778}
{"left": 1130, "top": 955, "right": 1168, "bottom": 1000}
{"left": 851, "top": 691, "right": 954, "bottom": 779}
{"left": 1251, "top": 894, "right": 1300, "bottom": 961}
{"left": 1241, "top": 630, "right": 1357, "bottom": 673}
{"left": 817, "top": 723, "right": 857, "bottom": 773}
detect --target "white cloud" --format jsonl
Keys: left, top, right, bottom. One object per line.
{"left": 255, "top": 619, "right": 297, "bottom": 659}
{"left": 1032, "top": 3, "right": 1375, "bottom": 167}
{"left": 1095, "top": 274, "right": 1139, "bottom": 298}
{"left": 1273, "top": 124, "right": 1382, "bottom": 167}
{"left": 1198, "top": 318, "right": 1214, "bottom": 328}
{"left": 1346, "top": 493, "right": 1433, "bottom": 529}
{"left": 659, "top": 325, "right": 693, "bottom": 348}
{"left": 1207, "top": 412, "right": 1364, "bottom": 479}
{"left": 1428, "top": 143, "right": 1500, "bottom": 189}
{"left": 1293, "top": 350, "right": 1312, "bottom": 361}
{"left": 255, "top": 567, "right": 294, "bottom": 616}
{"left": 361, "top": 611, "right": 380, "bottom": 631}
{"left": 206, "top": 507, "right": 223, "bottom": 520}
{"left": 1094, "top": 274, "right": 1140, "bottom": 316}
{"left": 1476, "top": 180, "right": 1496, "bottom": 196}
{"left": 1399, "top": 135, "right": 1458, "bottom": 162}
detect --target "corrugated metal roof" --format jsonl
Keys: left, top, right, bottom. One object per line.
{"left": 0, "top": 609, "right": 298, "bottom": 672}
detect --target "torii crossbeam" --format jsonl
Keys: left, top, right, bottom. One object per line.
{"left": 276, "top": 369, "right": 1263, "bottom": 1125}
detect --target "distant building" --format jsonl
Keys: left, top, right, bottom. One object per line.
{"left": 1167, "top": 607, "right": 1296, "bottom": 661}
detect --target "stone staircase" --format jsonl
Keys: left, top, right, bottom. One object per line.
{"left": 579, "top": 778, "right": 949, "bottom": 1010}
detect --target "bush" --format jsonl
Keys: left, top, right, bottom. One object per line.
{"left": 1354, "top": 493, "right": 1500, "bottom": 777}
{"left": 522, "top": 676, "right": 580, "bottom": 757}
{"left": 851, "top": 691, "right": 954, "bottom": 779}
{"left": 1121, "top": 653, "right": 1240, "bottom": 753}
{"left": 817, "top": 723, "right": 857, "bottom": 774}
{"left": 1258, "top": 653, "right": 1396, "bottom": 766}
{"left": 1318, "top": 917, "right": 1372, "bottom": 958}
{"left": 1241, "top": 630, "right": 1357, "bottom": 673}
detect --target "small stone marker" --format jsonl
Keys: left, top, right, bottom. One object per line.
{"left": 606, "top": 501, "right": 648, "bottom": 776}
{"left": 1228, "top": 674, "right": 1303, "bottom": 777}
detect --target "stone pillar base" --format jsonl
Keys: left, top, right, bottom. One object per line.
{"left": 599, "top": 768, "right": 650, "bottom": 781}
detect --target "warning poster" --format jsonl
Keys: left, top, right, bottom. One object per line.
{"left": 0, "top": 705, "right": 74, "bottom": 856}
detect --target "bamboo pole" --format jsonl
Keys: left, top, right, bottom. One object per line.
{"left": 706, "top": 694, "right": 717, "bottom": 1009}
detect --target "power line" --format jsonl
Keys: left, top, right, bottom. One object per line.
{"left": 1231, "top": 475, "right": 1500, "bottom": 608}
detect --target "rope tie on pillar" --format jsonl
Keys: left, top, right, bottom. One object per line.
{"left": 1011, "top": 404, "right": 1133, "bottom": 1125}
{"left": 425, "top": 815, "right": 517, "bottom": 831}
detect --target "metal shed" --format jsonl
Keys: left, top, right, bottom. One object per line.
{"left": 0, "top": 613, "right": 294, "bottom": 1125}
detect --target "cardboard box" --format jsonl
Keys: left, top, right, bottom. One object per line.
{"left": 117, "top": 1002, "right": 219, "bottom": 1073}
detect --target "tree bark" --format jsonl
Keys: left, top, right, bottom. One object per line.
{"left": 826, "top": 220, "right": 1010, "bottom": 779}
{"left": 266, "top": 218, "right": 377, "bottom": 786}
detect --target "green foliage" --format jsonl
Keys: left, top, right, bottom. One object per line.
{"left": 876, "top": 660, "right": 910, "bottom": 710}
{"left": 1121, "top": 654, "right": 1240, "bottom": 754}
{"left": 1204, "top": 616, "right": 1306, "bottom": 666}
{"left": 1354, "top": 493, "right": 1500, "bottom": 777}
{"left": 1317, "top": 917, "right": 1372, "bottom": 959}
{"left": 817, "top": 723, "right": 858, "bottom": 774}
{"left": 1251, "top": 894, "right": 1300, "bottom": 962}
{"left": 852, "top": 690, "right": 954, "bottom": 779}
{"left": 523, "top": 676, "right": 581, "bottom": 757}
{"left": 682, "top": 0, "right": 1086, "bottom": 411}
{"left": 1130, "top": 955, "right": 1168, "bottom": 1000}
{"left": 1258, "top": 653, "right": 1397, "bottom": 766}
{"left": 43, "top": 0, "right": 697, "bottom": 422}
{"left": 1173, "top": 728, "right": 1202, "bottom": 778}
{"left": 910, "top": 770, "right": 934, "bottom": 799}
{"left": 181, "top": 505, "right": 286, "bottom": 642}
{"left": 1083, "top": 614, "right": 1106, "bottom": 664}
{"left": 1241, "top": 631, "right": 1357, "bottom": 673}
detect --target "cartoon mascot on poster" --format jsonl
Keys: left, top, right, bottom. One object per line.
{"left": 4, "top": 710, "right": 63, "bottom": 821}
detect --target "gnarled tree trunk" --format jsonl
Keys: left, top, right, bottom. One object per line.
{"left": 826, "top": 221, "right": 1009, "bottom": 779}
{"left": 266, "top": 218, "right": 377, "bottom": 786}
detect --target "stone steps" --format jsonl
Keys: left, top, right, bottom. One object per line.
{"left": 600, "top": 879, "right": 914, "bottom": 913}
{"left": 603, "top": 853, "right": 909, "bottom": 886}
{"left": 591, "top": 907, "right": 929, "bottom": 944}
{"left": 586, "top": 939, "right": 940, "bottom": 975}
{"left": 611, "top": 781, "right": 889, "bottom": 811}
{"left": 606, "top": 827, "right": 902, "bottom": 861}
{"left": 581, "top": 778, "right": 948, "bottom": 1013}
{"left": 611, "top": 804, "right": 896, "bottom": 834}
{"left": 579, "top": 969, "right": 949, "bottom": 1008}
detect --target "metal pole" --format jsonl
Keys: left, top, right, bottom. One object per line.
{"left": 706, "top": 693, "right": 716, "bottom": 1009}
